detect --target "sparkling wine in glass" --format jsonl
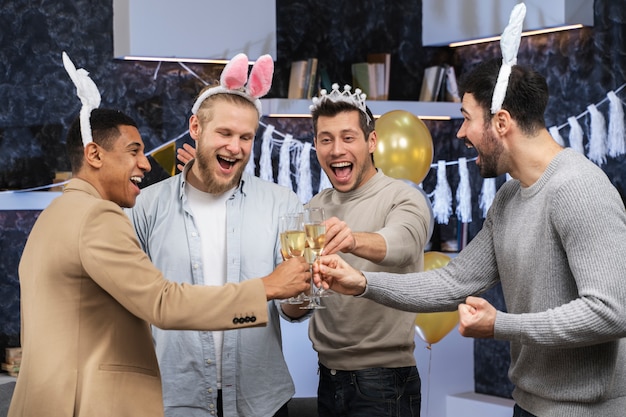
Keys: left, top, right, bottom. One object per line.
{"left": 300, "top": 207, "right": 327, "bottom": 309}
{"left": 279, "top": 212, "right": 309, "bottom": 304}
{"left": 280, "top": 228, "right": 306, "bottom": 258}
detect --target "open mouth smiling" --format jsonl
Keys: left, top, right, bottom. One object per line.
{"left": 331, "top": 161, "right": 352, "bottom": 179}
{"left": 217, "top": 155, "right": 237, "bottom": 170}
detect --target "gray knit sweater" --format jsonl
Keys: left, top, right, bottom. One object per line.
{"left": 363, "top": 149, "right": 626, "bottom": 416}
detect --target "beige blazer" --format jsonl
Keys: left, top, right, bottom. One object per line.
{"left": 9, "top": 179, "right": 268, "bottom": 417}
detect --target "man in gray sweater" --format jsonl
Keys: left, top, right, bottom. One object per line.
{"left": 307, "top": 84, "right": 432, "bottom": 416}
{"left": 314, "top": 58, "right": 626, "bottom": 417}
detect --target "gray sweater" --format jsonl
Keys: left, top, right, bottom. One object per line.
{"left": 309, "top": 170, "right": 432, "bottom": 370}
{"left": 363, "top": 149, "right": 626, "bottom": 416}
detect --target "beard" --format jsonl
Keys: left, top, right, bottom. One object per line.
{"left": 476, "top": 129, "right": 504, "bottom": 178}
{"left": 195, "top": 152, "right": 246, "bottom": 194}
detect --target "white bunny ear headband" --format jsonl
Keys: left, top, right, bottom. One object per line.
{"left": 62, "top": 52, "right": 102, "bottom": 147}
{"left": 191, "top": 53, "right": 274, "bottom": 118}
{"left": 491, "top": 2, "right": 526, "bottom": 114}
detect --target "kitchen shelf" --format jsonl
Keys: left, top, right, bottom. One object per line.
{"left": 260, "top": 98, "right": 463, "bottom": 120}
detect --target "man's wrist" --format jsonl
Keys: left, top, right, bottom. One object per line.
{"left": 355, "top": 272, "right": 367, "bottom": 297}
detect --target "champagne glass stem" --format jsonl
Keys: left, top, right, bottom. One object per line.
{"left": 300, "top": 256, "right": 325, "bottom": 309}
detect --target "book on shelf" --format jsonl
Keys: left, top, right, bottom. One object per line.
{"left": 419, "top": 65, "right": 461, "bottom": 102}
{"left": 287, "top": 58, "right": 318, "bottom": 99}
{"left": 306, "top": 58, "right": 319, "bottom": 99}
{"left": 2, "top": 347, "right": 21, "bottom": 376}
{"left": 444, "top": 65, "right": 461, "bottom": 102}
{"left": 351, "top": 62, "right": 378, "bottom": 100}
{"left": 367, "top": 53, "right": 390, "bottom": 100}
{"left": 2, "top": 362, "right": 19, "bottom": 376}
{"left": 419, "top": 65, "right": 446, "bottom": 102}
{"left": 5, "top": 347, "right": 21, "bottom": 363}
{"left": 352, "top": 54, "right": 391, "bottom": 100}
{"left": 318, "top": 66, "right": 332, "bottom": 93}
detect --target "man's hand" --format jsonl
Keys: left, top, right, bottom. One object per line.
{"left": 323, "top": 217, "right": 356, "bottom": 255}
{"left": 322, "top": 217, "right": 386, "bottom": 263}
{"left": 176, "top": 143, "right": 197, "bottom": 172}
{"left": 313, "top": 254, "right": 367, "bottom": 296}
{"left": 458, "top": 296, "right": 497, "bottom": 338}
{"left": 262, "top": 257, "right": 310, "bottom": 300}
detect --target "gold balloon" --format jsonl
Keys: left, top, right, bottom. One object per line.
{"left": 374, "top": 110, "right": 434, "bottom": 185}
{"left": 415, "top": 310, "right": 459, "bottom": 345}
{"left": 414, "top": 252, "right": 459, "bottom": 345}
{"left": 423, "top": 251, "right": 452, "bottom": 272}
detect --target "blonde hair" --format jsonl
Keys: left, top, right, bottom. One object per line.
{"left": 194, "top": 87, "right": 259, "bottom": 124}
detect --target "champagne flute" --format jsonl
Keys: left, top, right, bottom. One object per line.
{"left": 278, "top": 212, "right": 309, "bottom": 304}
{"left": 300, "top": 207, "right": 327, "bottom": 309}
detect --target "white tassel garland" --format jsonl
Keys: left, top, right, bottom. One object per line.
{"left": 479, "top": 178, "right": 496, "bottom": 218}
{"left": 259, "top": 124, "right": 275, "bottom": 181}
{"left": 432, "top": 160, "right": 453, "bottom": 224}
{"left": 245, "top": 141, "right": 256, "bottom": 176}
{"left": 548, "top": 126, "right": 565, "bottom": 146}
{"left": 455, "top": 157, "right": 472, "bottom": 223}
{"left": 607, "top": 91, "right": 626, "bottom": 157}
{"left": 277, "top": 134, "right": 293, "bottom": 188}
{"left": 586, "top": 104, "right": 607, "bottom": 165}
{"left": 567, "top": 116, "right": 585, "bottom": 155}
{"left": 297, "top": 142, "right": 313, "bottom": 203}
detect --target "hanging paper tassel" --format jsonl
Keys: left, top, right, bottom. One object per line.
{"left": 297, "top": 142, "right": 313, "bottom": 203}
{"left": 432, "top": 160, "right": 453, "bottom": 224}
{"left": 567, "top": 116, "right": 585, "bottom": 155}
{"left": 259, "top": 124, "right": 275, "bottom": 181}
{"left": 455, "top": 157, "right": 472, "bottom": 223}
{"left": 318, "top": 168, "right": 333, "bottom": 192}
{"left": 479, "top": 178, "right": 496, "bottom": 218}
{"left": 277, "top": 133, "right": 293, "bottom": 188}
{"left": 245, "top": 137, "right": 256, "bottom": 176}
{"left": 586, "top": 104, "right": 608, "bottom": 165}
{"left": 548, "top": 126, "right": 565, "bottom": 146}
{"left": 607, "top": 91, "right": 626, "bottom": 158}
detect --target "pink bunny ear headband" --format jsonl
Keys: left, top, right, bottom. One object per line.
{"left": 191, "top": 53, "right": 274, "bottom": 118}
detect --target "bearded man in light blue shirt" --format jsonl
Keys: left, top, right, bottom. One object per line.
{"left": 127, "top": 54, "right": 310, "bottom": 417}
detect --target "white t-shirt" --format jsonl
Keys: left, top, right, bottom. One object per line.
{"left": 186, "top": 181, "right": 234, "bottom": 388}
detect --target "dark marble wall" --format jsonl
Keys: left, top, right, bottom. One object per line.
{"left": 0, "top": 0, "right": 625, "bottom": 399}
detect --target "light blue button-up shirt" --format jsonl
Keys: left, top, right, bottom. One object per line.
{"left": 127, "top": 166, "right": 307, "bottom": 417}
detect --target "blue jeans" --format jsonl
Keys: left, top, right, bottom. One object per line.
{"left": 513, "top": 404, "right": 537, "bottom": 417}
{"left": 317, "top": 364, "right": 421, "bottom": 417}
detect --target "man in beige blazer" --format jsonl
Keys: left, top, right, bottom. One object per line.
{"left": 8, "top": 108, "right": 310, "bottom": 417}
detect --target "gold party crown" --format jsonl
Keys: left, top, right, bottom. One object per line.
{"left": 310, "top": 83, "right": 371, "bottom": 122}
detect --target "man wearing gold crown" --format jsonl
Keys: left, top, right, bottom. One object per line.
{"left": 306, "top": 84, "right": 432, "bottom": 416}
